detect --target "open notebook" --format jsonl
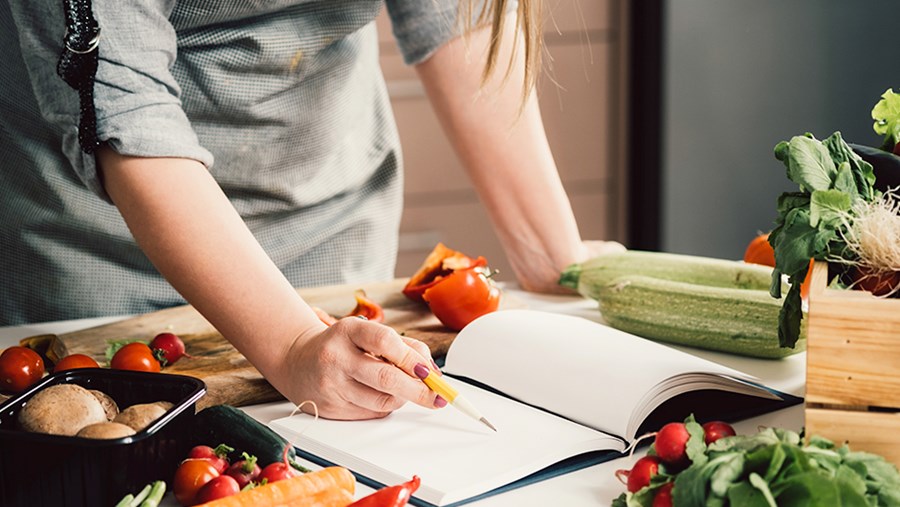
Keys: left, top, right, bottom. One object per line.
{"left": 270, "top": 310, "right": 801, "bottom": 507}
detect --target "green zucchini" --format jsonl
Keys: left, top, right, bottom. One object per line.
{"left": 595, "top": 275, "right": 806, "bottom": 359}
{"left": 559, "top": 250, "right": 778, "bottom": 301}
{"left": 193, "top": 404, "right": 310, "bottom": 472}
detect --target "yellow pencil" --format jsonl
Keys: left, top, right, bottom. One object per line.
{"left": 414, "top": 363, "right": 497, "bottom": 432}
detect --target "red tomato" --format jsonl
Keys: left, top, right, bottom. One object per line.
{"left": 53, "top": 354, "right": 100, "bottom": 372}
{"left": 743, "top": 233, "right": 776, "bottom": 267}
{"left": 0, "top": 346, "right": 45, "bottom": 393}
{"left": 194, "top": 475, "right": 240, "bottom": 504}
{"left": 173, "top": 459, "right": 220, "bottom": 506}
{"left": 422, "top": 265, "right": 500, "bottom": 331}
{"left": 111, "top": 342, "right": 161, "bottom": 373}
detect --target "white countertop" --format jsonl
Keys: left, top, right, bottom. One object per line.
{"left": 0, "top": 288, "right": 805, "bottom": 506}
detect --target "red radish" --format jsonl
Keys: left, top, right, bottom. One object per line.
{"left": 188, "top": 444, "right": 232, "bottom": 474}
{"left": 225, "top": 453, "right": 261, "bottom": 489}
{"left": 194, "top": 474, "right": 241, "bottom": 503}
{"left": 149, "top": 332, "right": 189, "bottom": 366}
{"left": 258, "top": 444, "right": 300, "bottom": 484}
{"left": 258, "top": 461, "right": 299, "bottom": 484}
{"left": 702, "top": 421, "right": 736, "bottom": 445}
{"left": 652, "top": 482, "right": 674, "bottom": 507}
{"left": 654, "top": 422, "right": 690, "bottom": 466}
{"left": 624, "top": 455, "right": 660, "bottom": 493}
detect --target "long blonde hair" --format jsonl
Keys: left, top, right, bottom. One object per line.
{"left": 461, "top": 0, "right": 543, "bottom": 100}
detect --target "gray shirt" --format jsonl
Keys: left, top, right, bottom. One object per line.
{"left": 1, "top": 0, "right": 465, "bottom": 325}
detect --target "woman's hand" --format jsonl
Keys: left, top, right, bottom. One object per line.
{"left": 511, "top": 240, "right": 626, "bottom": 294}
{"left": 271, "top": 317, "right": 445, "bottom": 420}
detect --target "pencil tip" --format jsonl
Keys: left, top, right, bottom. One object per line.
{"left": 480, "top": 417, "right": 498, "bottom": 432}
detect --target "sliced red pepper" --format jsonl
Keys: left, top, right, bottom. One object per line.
{"left": 402, "top": 243, "right": 478, "bottom": 303}
{"left": 347, "top": 289, "right": 385, "bottom": 323}
{"left": 349, "top": 475, "right": 421, "bottom": 507}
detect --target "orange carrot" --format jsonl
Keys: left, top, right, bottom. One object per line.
{"left": 286, "top": 486, "right": 355, "bottom": 507}
{"left": 194, "top": 467, "right": 355, "bottom": 507}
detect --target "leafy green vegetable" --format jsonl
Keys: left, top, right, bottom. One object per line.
{"left": 612, "top": 415, "right": 900, "bottom": 507}
{"left": 872, "top": 88, "right": 900, "bottom": 152}
{"left": 768, "top": 131, "right": 880, "bottom": 348}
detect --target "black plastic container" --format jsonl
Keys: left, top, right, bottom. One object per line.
{"left": 0, "top": 369, "right": 205, "bottom": 507}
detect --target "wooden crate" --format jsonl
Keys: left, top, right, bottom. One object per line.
{"left": 805, "top": 261, "right": 900, "bottom": 464}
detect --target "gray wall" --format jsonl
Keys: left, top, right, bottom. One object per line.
{"left": 660, "top": 0, "right": 896, "bottom": 259}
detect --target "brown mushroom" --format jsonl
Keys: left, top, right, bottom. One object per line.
{"left": 76, "top": 422, "right": 136, "bottom": 439}
{"left": 18, "top": 384, "right": 107, "bottom": 436}
{"left": 114, "top": 401, "right": 173, "bottom": 432}
{"left": 88, "top": 389, "right": 119, "bottom": 421}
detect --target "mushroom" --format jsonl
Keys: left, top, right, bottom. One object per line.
{"left": 114, "top": 401, "right": 174, "bottom": 432}
{"left": 76, "top": 422, "right": 136, "bottom": 439}
{"left": 18, "top": 384, "right": 107, "bottom": 436}
{"left": 88, "top": 389, "right": 120, "bottom": 421}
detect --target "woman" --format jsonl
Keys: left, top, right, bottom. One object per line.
{"left": 1, "top": 0, "right": 622, "bottom": 418}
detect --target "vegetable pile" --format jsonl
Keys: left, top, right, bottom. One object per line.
{"left": 769, "top": 89, "right": 900, "bottom": 348}
{"left": 612, "top": 416, "right": 900, "bottom": 507}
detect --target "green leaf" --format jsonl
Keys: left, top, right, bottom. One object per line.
{"left": 749, "top": 473, "right": 779, "bottom": 507}
{"left": 776, "top": 192, "right": 811, "bottom": 216}
{"left": 777, "top": 283, "right": 804, "bottom": 349}
{"left": 762, "top": 443, "right": 787, "bottom": 483}
{"left": 809, "top": 189, "right": 852, "bottom": 228}
{"left": 771, "top": 208, "right": 818, "bottom": 279}
{"left": 787, "top": 135, "right": 838, "bottom": 192}
{"left": 823, "top": 132, "right": 876, "bottom": 201}
{"left": 872, "top": 88, "right": 900, "bottom": 151}
{"left": 728, "top": 481, "right": 773, "bottom": 507}
{"left": 711, "top": 453, "right": 746, "bottom": 497}
{"left": 611, "top": 492, "right": 628, "bottom": 507}
{"left": 833, "top": 161, "right": 858, "bottom": 196}
{"left": 686, "top": 418, "right": 709, "bottom": 467}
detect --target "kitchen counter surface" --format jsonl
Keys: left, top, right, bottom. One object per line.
{"left": 0, "top": 287, "right": 805, "bottom": 506}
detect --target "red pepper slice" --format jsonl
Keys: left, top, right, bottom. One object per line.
{"left": 348, "top": 476, "right": 421, "bottom": 507}
{"left": 402, "top": 243, "right": 478, "bottom": 303}
{"left": 347, "top": 289, "right": 385, "bottom": 323}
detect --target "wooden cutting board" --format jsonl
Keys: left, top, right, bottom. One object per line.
{"left": 49, "top": 279, "right": 509, "bottom": 409}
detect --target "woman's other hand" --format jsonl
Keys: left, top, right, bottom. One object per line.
{"left": 512, "top": 240, "right": 626, "bottom": 294}
{"left": 272, "top": 317, "right": 444, "bottom": 420}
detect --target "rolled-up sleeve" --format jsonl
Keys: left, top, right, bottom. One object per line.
{"left": 8, "top": 0, "right": 213, "bottom": 202}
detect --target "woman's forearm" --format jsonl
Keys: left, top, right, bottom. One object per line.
{"left": 97, "top": 148, "right": 323, "bottom": 375}
{"left": 415, "top": 19, "right": 591, "bottom": 290}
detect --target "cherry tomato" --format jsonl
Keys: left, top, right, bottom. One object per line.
{"left": 53, "top": 354, "right": 100, "bottom": 372}
{"left": 149, "top": 332, "right": 188, "bottom": 366}
{"left": 111, "top": 342, "right": 161, "bottom": 372}
{"left": 701, "top": 420, "right": 736, "bottom": 445}
{"left": 188, "top": 445, "right": 231, "bottom": 474}
{"left": 0, "top": 346, "right": 45, "bottom": 393}
{"left": 194, "top": 474, "right": 240, "bottom": 504}
{"left": 422, "top": 264, "right": 500, "bottom": 331}
{"left": 173, "top": 458, "right": 220, "bottom": 506}
{"left": 258, "top": 462, "right": 298, "bottom": 484}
